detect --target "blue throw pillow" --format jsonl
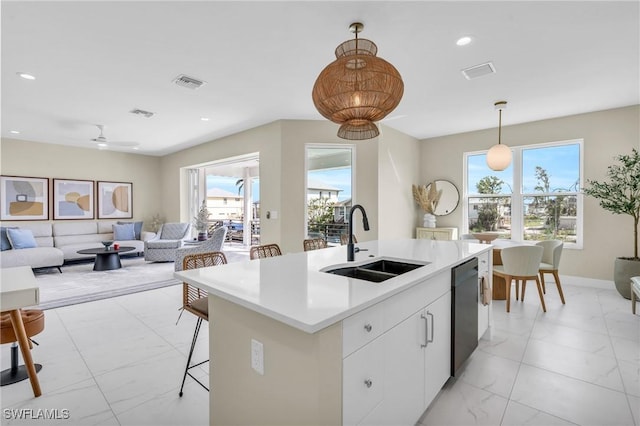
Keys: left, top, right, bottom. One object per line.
{"left": 6, "top": 228, "right": 37, "bottom": 249}
{"left": 0, "top": 227, "right": 18, "bottom": 251}
{"left": 113, "top": 223, "right": 135, "bottom": 241}
{"left": 117, "top": 221, "right": 143, "bottom": 240}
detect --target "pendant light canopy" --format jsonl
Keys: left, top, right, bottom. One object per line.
{"left": 312, "top": 22, "right": 404, "bottom": 140}
{"left": 486, "top": 101, "right": 512, "bottom": 171}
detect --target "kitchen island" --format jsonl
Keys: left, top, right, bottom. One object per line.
{"left": 174, "top": 238, "right": 492, "bottom": 426}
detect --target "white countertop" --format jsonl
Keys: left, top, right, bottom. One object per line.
{"left": 174, "top": 239, "right": 491, "bottom": 333}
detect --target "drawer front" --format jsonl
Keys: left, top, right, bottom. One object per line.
{"left": 342, "top": 302, "right": 384, "bottom": 357}
{"left": 343, "top": 337, "right": 385, "bottom": 426}
{"left": 382, "top": 270, "right": 450, "bottom": 330}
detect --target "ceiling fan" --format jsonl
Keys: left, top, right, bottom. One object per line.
{"left": 90, "top": 124, "right": 139, "bottom": 149}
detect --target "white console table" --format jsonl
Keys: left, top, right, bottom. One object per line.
{"left": 416, "top": 227, "right": 458, "bottom": 241}
{"left": 1, "top": 266, "right": 41, "bottom": 397}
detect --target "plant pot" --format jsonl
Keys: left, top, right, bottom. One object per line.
{"left": 197, "top": 232, "right": 208, "bottom": 241}
{"left": 613, "top": 257, "right": 640, "bottom": 299}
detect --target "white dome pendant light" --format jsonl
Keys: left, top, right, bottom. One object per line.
{"left": 486, "top": 101, "right": 512, "bottom": 171}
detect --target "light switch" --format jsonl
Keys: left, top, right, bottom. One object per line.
{"left": 251, "top": 339, "right": 264, "bottom": 375}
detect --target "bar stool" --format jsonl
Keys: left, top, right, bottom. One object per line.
{"left": 249, "top": 243, "right": 282, "bottom": 259}
{"left": 178, "top": 251, "right": 227, "bottom": 397}
{"left": 1, "top": 309, "right": 44, "bottom": 387}
{"left": 303, "top": 238, "right": 327, "bottom": 251}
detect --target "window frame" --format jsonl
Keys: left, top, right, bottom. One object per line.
{"left": 304, "top": 144, "right": 356, "bottom": 243}
{"left": 463, "top": 139, "right": 583, "bottom": 249}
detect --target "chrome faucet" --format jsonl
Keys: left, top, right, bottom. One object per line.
{"left": 348, "top": 204, "right": 370, "bottom": 261}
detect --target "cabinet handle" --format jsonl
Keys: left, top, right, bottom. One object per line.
{"left": 364, "top": 323, "right": 372, "bottom": 333}
{"left": 427, "top": 311, "right": 434, "bottom": 343}
{"left": 420, "top": 313, "right": 428, "bottom": 348}
{"left": 364, "top": 379, "right": 373, "bottom": 388}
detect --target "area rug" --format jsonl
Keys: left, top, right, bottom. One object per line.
{"left": 34, "top": 256, "right": 179, "bottom": 310}
{"left": 33, "top": 246, "right": 251, "bottom": 310}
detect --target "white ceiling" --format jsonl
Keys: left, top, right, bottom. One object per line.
{"left": 2, "top": 1, "right": 638, "bottom": 156}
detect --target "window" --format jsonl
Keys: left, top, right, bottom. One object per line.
{"left": 306, "top": 145, "right": 354, "bottom": 245}
{"left": 464, "top": 140, "right": 582, "bottom": 247}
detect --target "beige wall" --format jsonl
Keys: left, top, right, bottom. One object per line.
{"left": 419, "top": 105, "right": 640, "bottom": 280}
{"left": 378, "top": 125, "right": 421, "bottom": 240}
{"left": 5, "top": 106, "right": 635, "bottom": 281}
{"left": 159, "top": 121, "right": 283, "bottom": 246}
{"left": 0, "top": 138, "right": 162, "bottom": 229}
{"left": 279, "top": 120, "right": 380, "bottom": 252}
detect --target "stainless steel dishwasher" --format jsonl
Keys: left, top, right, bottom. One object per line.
{"left": 451, "top": 257, "right": 478, "bottom": 376}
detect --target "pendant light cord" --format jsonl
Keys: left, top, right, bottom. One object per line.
{"left": 498, "top": 108, "right": 502, "bottom": 145}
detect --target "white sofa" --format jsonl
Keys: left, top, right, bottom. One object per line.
{"left": 0, "top": 221, "right": 155, "bottom": 269}
{"left": 0, "top": 223, "right": 64, "bottom": 270}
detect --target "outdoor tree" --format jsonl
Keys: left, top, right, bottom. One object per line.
{"left": 307, "top": 197, "right": 336, "bottom": 236}
{"left": 474, "top": 176, "right": 503, "bottom": 231}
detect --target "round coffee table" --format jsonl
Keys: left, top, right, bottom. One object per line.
{"left": 76, "top": 246, "right": 135, "bottom": 271}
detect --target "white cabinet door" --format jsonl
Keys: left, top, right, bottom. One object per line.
{"left": 360, "top": 310, "right": 425, "bottom": 425}
{"left": 343, "top": 337, "right": 385, "bottom": 426}
{"left": 424, "top": 291, "right": 452, "bottom": 407}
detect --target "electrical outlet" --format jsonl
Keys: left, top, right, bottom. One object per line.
{"left": 251, "top": 339, "right": 264, "bottom": 375}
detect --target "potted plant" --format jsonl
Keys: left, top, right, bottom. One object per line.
{"left": 584, "top": 148, "right": 640, "bottom": 299}
{"left": 194, "top": 200, "right": 211, "bottom": 241}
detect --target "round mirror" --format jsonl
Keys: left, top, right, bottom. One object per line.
{"left": 426, "top": 180, "right": 459, "bottom": 216}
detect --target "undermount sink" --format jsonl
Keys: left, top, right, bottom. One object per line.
{"left": 323, "top": 259, "right": 429, "bottom": 283}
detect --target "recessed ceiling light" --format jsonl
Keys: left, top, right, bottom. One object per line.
{"left": 17, "top": 72, "right": 36, "bottom": 80}
{"left": 200, "top": 117, "right": 210, "bottom": 121}
{"left": 9, "top": 130, "right": 20, "bottom": 134}
{"left": 456, "top": 36, "right": 473, "bottom": 46}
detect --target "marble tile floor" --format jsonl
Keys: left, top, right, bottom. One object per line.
{"left": 1, "top": 281, "right": 638, "bottom": 426}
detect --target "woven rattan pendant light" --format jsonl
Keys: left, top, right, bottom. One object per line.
{"left": 312, "top": 22, "right": 404, "bottom": 140}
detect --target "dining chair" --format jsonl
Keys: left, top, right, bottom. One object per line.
{"left": 493, "top": 245, "right": 545, "bottom": 312}
{"left": 340, "top": 234, "right": 357, "bottom": 245}
{"left": 303, "top": 238, "right": 327, "bottom": 252}
{"left": 249, "top": 243, "right": 282, "bottom": 260}
{"left": 178, "top": 251, "right": 227, "bottom": 397}
{"left": 534, "top": 240, "right": 566, "bottom": 304}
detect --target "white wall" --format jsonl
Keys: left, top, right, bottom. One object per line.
{"left": 0, "top": 138, "right": 162, "bottom": 229}
{"left": 419, "top": 105, "right": 640, "bottom": 281}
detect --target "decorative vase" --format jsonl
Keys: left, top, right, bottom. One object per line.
{"left": 423, "top": 213, "right": 436, "bottom": 228}
{"left": 197, "top": 232, "right": 208, "bottom": 241}
{"left": 613, "top": 257, "right": 640, "bottom": 299}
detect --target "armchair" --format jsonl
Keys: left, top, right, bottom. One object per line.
{"left": 144, "top": 222, "right": 191, "bottom": 262}
{"left": 175, "top": 226, "right": 228, "bottom": 271}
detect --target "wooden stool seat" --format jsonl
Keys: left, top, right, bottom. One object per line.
{"left": 1, "top": 309, "right": 45, "bottom": 344}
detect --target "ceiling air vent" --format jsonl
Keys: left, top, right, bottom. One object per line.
{"left": 129, "top": 108, "right": 155, "bottom": 118}
{"left": 173, "top": 74, "right": 207, "bottom": 90}
{"left": 461, "top": 62, "right": 496, "bottom": 80}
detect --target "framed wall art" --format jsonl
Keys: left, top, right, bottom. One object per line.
{"left": 53, "top": 178, "right": 94, "bottom": 220}
{"left": 97, "top": 181, "right": 133, "bottom": 219}
{"left": 0, "top": 175, "right": 49, "bottom": 220}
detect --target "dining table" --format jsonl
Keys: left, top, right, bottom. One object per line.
{"left": 1, "top": 266, "right": 42, "bottom": 397}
